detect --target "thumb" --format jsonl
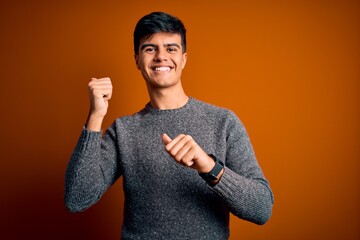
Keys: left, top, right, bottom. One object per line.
{"left": 162, "top": 133, "right": 172, "bottom": 145}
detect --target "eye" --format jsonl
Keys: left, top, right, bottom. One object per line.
{"left": 167, "top": 47, "right": 178, "bottom": 53}
{"left": 144, "top": 47, "right": 156, "bottom": 53}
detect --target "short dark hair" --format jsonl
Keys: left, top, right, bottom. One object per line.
{"left": 133, "top": 12, "right": 187, "bottom": 54}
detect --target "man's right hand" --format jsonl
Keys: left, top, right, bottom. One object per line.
{"left": 86, "top": 77, "right": 113, "bottom": 131}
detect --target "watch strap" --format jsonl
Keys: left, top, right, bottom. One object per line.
{"left": 199, "top": 154, "right": 224, "bottom": 184}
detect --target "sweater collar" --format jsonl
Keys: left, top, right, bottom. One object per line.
{"left": 144, "top": 97, "right": 195, "bottom": 115}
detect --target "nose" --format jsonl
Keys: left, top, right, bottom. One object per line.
{"left": 154, "top": 48, "right": 168, "bottom": 62}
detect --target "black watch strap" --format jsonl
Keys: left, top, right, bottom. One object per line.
{"left": 199, "top": 154, "right": 224, "bottom": 184}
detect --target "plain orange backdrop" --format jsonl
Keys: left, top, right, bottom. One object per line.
{"left": 0, "top": 0, "right": 359, "bottom": 239}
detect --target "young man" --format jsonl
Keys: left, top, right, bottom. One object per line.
{"left": 65, "top": 12, "right": 273, "bottom": 239}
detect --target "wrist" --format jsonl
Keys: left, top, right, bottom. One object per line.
{"left": 199, "top": 154, "right": 224, "bottom": 186}
{"left": 198, "top": 155, "right": 216, "bottom": 174}
{"left": 86, "top": 112, "right": 105, "bottom": 131}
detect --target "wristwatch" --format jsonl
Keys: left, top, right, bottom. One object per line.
{"left": 199, "top": 154, "right": 224, "bottom": 184}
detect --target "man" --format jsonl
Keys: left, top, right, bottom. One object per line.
{"left": 65, "top": 11, "right": 273, "bottom": 239}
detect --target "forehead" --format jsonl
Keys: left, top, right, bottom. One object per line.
{"left": 140, "top": 32, "right": 182, "bottom": 46}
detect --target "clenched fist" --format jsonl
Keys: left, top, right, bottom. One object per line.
{"left": 162, "top": 133, "right": 216, "bottom": 174}
{"left": 86, "top": 77, "right": 113, "bottom": 131}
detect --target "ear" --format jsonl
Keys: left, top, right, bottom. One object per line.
{"left": 134, "top": 54, "right": 140, "bottom": 70}
{"left": 181, "top": 52, "right": 187, "bottom": 69}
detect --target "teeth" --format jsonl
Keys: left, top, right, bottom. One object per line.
{"left": 154, "top": 66, "right": 171, "bottom": 72}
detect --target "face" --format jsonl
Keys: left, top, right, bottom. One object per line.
{"left": 135, "top": 32, "right": 187, "bottom": 90}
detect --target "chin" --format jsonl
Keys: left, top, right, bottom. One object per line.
{"left": 147, "top": 79, "right": 179, "bottom": 89}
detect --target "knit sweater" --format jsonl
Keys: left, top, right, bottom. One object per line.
{"left": 64, "top": 97, "right": 273, "bottom": 239}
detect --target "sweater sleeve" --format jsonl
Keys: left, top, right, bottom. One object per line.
{"left": 64, "top": 124, "right": 121, "bottom": 212}
{"left": 210, "top": 111, "right": 274, "bottom": 225}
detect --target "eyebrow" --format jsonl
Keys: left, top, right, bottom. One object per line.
{"left": 141, "top": 43, "right": 181, "bottom": 50}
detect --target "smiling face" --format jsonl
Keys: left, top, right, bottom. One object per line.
{"left": 135, "top": 32, "right": 187, "bottom": 91}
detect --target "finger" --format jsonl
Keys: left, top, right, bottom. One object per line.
{"left": 177, "top": 141, "right": 197, "bottom": 166}
{"left": 89, "top": 78, "right": 113, "bottom": 98}
{"left": 183, "top": 158, "right": 195, "bottom": 167}
{"left": 181, "top": 148, "right": 196, "bottom": 167}
{"left": 168, "top": 135, "right": 194, "bottom": 158}
{"left": 102, "top": 90, "right": 112, "bottom": 100}
{"left": 92, "top": 88, "right": 112, "bottom": 99}
{"left": 174, "top": 140, "right": 192, "bottom": 161}
{"left": 164, "top": 134, "right": 185, "bottom": 150}
{"left": 89, "top": 81, "right": 112, "bottom": 89}
{"left": 165, "top": 134, "right": 187, "bottom": 154}
{"left": 91, "top": 77, "right": 111, "bottom": 82}
{"left": 162, "top": 133, "right": 172, "bottom": 145}
{"left": 89, "top": 77, "right": 112, "bottom": 86}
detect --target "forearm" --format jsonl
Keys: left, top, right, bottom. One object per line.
{"left": 211, "top": 167, "right": 274, "bottom": 225}
{"left": 209, "top": 111, "right": 274, "bottom": 224}
{"left": 64, "top": 129, "right": 109, "bottom": 212}
{"left": 86, "top": 112, "right": 105, "bottom": 132}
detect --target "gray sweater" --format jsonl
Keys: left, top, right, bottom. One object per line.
{"left": 65, "top": 97, "right": 273, "bottom": 239}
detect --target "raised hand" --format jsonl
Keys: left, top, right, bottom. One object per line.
{"left": 86, "top": 77, "right": 113, "bottom": 131}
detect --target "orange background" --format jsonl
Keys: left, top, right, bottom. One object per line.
{"left": 1, "top": 0, "right": 359, "bottom": 239}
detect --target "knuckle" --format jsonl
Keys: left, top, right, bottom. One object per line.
{"left": 169, "top": 149, "right": 177, "bottom": 156}
{"left": 182, "top": 156, "right": 190, "bottom": 164}
{"left": 185, "top": 135, "right": 193, "bottom": 141}
{"left": 178, "top": 134, "right": 186, "bottom": 138}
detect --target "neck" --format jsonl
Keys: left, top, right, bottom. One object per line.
{"left": 147, "top": 85, "right": 189, "bottom": 110}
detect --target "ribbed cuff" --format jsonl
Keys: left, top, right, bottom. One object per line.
{"left": 74, "top": 128, "right": 102, "bottom": 158}
{"left": 210, "top": 167, "right": 242, "bottom": 197}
